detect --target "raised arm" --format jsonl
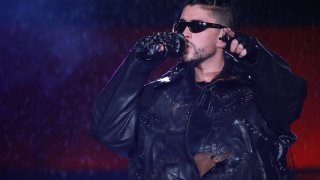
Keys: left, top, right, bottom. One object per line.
{"left": 91, "top": 32, "right": 185, "bottom": 156}
{"left": 221, "top": 29, "right": 307, "bottom": 135}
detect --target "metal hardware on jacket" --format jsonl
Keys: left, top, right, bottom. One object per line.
{"left": 91, "top": 37, "right": 307, "bottom": 180}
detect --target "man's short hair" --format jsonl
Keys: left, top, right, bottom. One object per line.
{"left": 180, "top": 0, "right": 237, "bottom": 29}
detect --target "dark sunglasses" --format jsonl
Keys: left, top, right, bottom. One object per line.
{"left": 173, "top": 20, "right": 227, "bottom": 33}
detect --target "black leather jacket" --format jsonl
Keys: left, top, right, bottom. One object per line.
{"left": 91, "top": 41, "right": 306, "bottom": 180}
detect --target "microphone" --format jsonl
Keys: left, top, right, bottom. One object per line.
{"left": 173, "top": 33, "right": 186, "bottom": 57}
{"left": 135, "top": 32, "right": 186, "bottom": 61}
{"left": 162, "top": 32, "right": 186, "bottom": 58}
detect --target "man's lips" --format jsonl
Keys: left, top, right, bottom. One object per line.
{"left": 184, "top": 44, "right": 190, "bottom": 53}
{"left": 185, "top": 43, "right": 191, "bottom": 49}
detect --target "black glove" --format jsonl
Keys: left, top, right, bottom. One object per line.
{"left": 220, "top": 32, "right": 259, "bottom": 63}
{"left": 134, "top": 32, "right": 185, "bottom": 61}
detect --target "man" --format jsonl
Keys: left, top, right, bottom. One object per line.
{"left": 91, "top": 0, "right": 307, "bottom": 179}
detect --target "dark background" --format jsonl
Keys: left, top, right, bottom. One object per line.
{"left": 1, "top": 0, "right": 320, "bottom": 179}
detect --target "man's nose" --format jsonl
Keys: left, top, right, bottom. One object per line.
{"left": 183, "top": 27, "right": 192, "bottom": 39}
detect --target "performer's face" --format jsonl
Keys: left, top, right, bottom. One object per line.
{"left": 178, "top": 5, "right": 224, "bottom": 62}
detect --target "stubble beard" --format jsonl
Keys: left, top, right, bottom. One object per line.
{"left": 183, "top": 42, "right": 215, "bottom": 63}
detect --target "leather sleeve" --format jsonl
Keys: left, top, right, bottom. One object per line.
{"left": 243, "top": 42, "right": 307, "bottom": 136}
{"left": 91, "top": 50, "right": 159, "bottom": 156}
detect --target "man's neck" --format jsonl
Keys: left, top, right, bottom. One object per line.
{"left": 195, "top": 53, "right": 224, "bottom": 83}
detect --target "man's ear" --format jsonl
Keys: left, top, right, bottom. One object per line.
{"left": 216, "top": 29, "right": 228, "bottom": 49}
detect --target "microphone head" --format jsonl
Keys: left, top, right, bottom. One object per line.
{"left": 174, "top": 33, "right": 186, "bottom": 57}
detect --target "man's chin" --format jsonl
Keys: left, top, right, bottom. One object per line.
{"left": 183, "top": 59, "right": 193, "bottom": 62}
{"left": 183, "top": 55, "right": 198, "bottom": 62}
{"left": 183, "top": 54, "right": 194, "bottom": 62}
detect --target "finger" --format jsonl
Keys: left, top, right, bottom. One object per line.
{"left": 230, "top": 39, "right": 239, "bottom": 53}
{"left": 236, "top": 44, "right": 244, "bottom": 55}
{"left": 239, "top": 49, "right": 247, "bottom": 58}
{"left": 158, "top": 44, "right": 165, "bottom": 52}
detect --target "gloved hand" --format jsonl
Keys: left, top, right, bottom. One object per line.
{"left": 134, "top": 32, "right": 185, "bottom": 61}
{"left": 220, "top": 31, "right": 259, "bottom": 63}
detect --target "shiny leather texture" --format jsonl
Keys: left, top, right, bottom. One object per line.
{"left": 91, "top": 38, "right": 306, "bottom": 180}
{"left": 134, "top": 32, "right": 185, "bottom": 61}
